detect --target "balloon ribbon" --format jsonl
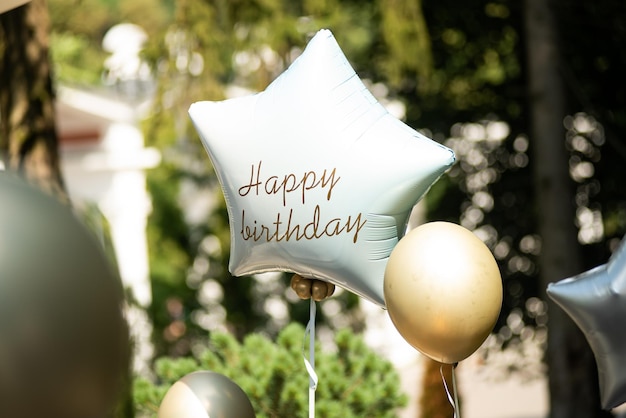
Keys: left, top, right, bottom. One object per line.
{"left": 303, "top": 299, "right": 318, "bottom": 418}
{"left": 440, "top": 363, "right": 460, "bottom": 418}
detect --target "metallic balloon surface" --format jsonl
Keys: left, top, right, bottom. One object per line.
{"left": 384, "top": 222, "right": 502, "bottom": 364}
{"left": 189, "top": 29, "right": 455, "bottom": 307}
{"left": 0, "top": 174, "right": 129, "bottom": 418}
{"left": 158, "top": 371, "right": 256, "bottom": 418}
{"left": 547, "top": 238, "right": 626, "bottom": 410}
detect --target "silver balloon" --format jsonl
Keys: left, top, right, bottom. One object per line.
{"left": 158, "top": 371, "right": 256, "bottom": 418}
{"left": 0, "top": 174, "right": 129, "bottom": 418}
{"left": 547, "top": 238, "right": 626, "bottom": 410}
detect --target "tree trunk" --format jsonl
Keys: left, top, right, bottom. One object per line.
{"left": 418, "top": 358, "right": 456, "bottom": 418}
{"left": 524, "top": 0, "right": 610, "bottom": 416}
{"left": 0, "top": 0, "right": 67, "bottom": 201}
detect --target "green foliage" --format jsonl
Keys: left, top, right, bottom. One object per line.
{"left": 48, "top": 0, "right": 626, "bottom": 392}
{"left": 133, "top": 324, "right": 407, "bottom": 418}
{"left": 50, "top": 32, "right": 107, "bottom": 85}
{"left": 49, "top": 0, "right": 170, "bottom": 86}
{"left": 137, "top": 0, "right": 391, "bottom": 356}
{"left": 378, "top": 0, "right": 433, "bottom": 92}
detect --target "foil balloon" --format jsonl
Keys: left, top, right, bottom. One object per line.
{"left": 547, "top": 238, "right": 626, "bottom": 410}
{"left": 0, "top": 174, "right": 129, "bottom": 418}
{"left": 158, "top": 371, "right": 255, "bottom": 418}
{"left": 189, "top": 29, "right": 455, "bottom": 307}
{"left": 384, "top": 222, "right": 502, "bottom": 364}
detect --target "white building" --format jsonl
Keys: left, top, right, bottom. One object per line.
{"left": 56, "top": 84, "right": 159, "bottom": 375}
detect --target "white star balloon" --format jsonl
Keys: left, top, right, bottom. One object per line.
{"left": 548, "top": 237, "right": 626, "bottom": 409}
{"left": 189, "top": 29, "right": 455, "bottom": 307}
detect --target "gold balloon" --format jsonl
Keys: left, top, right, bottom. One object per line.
{"left": 384, "top": 221, "right": 502, "bottom": 364}
{"left": 158, "top": 371, "right": 255, "bottom": 418}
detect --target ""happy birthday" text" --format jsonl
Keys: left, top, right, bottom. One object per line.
{"left": 237, "top": 161, "right": 366, "bottom": 244}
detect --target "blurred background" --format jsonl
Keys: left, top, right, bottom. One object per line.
{"left": 1, "top": 0, "right": 625, "bottom": 417}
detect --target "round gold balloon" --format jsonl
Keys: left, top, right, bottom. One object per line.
{"left": 384, "top": 221, "right": 502, "bottom": 364}
{"left": 0, "top": 174, "right": 129, "bottom": 418}
{"left": 158, "top": 371, "right": 256, "bottom": 418}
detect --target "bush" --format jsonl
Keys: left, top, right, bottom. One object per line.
{"left": 134, "top": 323, "right": 407, "bottom": 417}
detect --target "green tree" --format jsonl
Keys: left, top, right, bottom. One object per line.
{"left": 46, "top": 0, "right": 626, "bottom": 415}
{"left": 140, "top": 0, "right": 372, "bottom": 358}
{"left": 133, "top": 1, "right": 626, "bottom": 415}
{"left": 133, "top": 323, "right": 407, "bottom": 418}
{"left": 415, "top": 1, "right": 626, "bottom": 416}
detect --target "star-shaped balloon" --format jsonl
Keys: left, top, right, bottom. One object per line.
{"left": 547, "top": 238, "right": 626, "bottom": 409}
{"left": 189, "top": 29, "right": 455, "bottom": 307}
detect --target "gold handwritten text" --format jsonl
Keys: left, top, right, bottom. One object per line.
{"left": 238, "top": 161, "right": 341, "bottom": 206}
{"left": 240, "top": 205, "right": 366, "bottom": 244}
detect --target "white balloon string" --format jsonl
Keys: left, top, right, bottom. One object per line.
{"left": 440, "top": 363, "right": 461, "bottom": 418}
{"left": 303, "top": 299, "right": 318, "bottom": 418}
{"left": 452, "top": 364, "right": 460, "bottom": 418}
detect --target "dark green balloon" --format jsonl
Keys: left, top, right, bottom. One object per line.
{"left": 0, "top": 173, "right": 130, "bottom": 418}
{"left": 158, "top": 371, "right": 256, "bottom": 418}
